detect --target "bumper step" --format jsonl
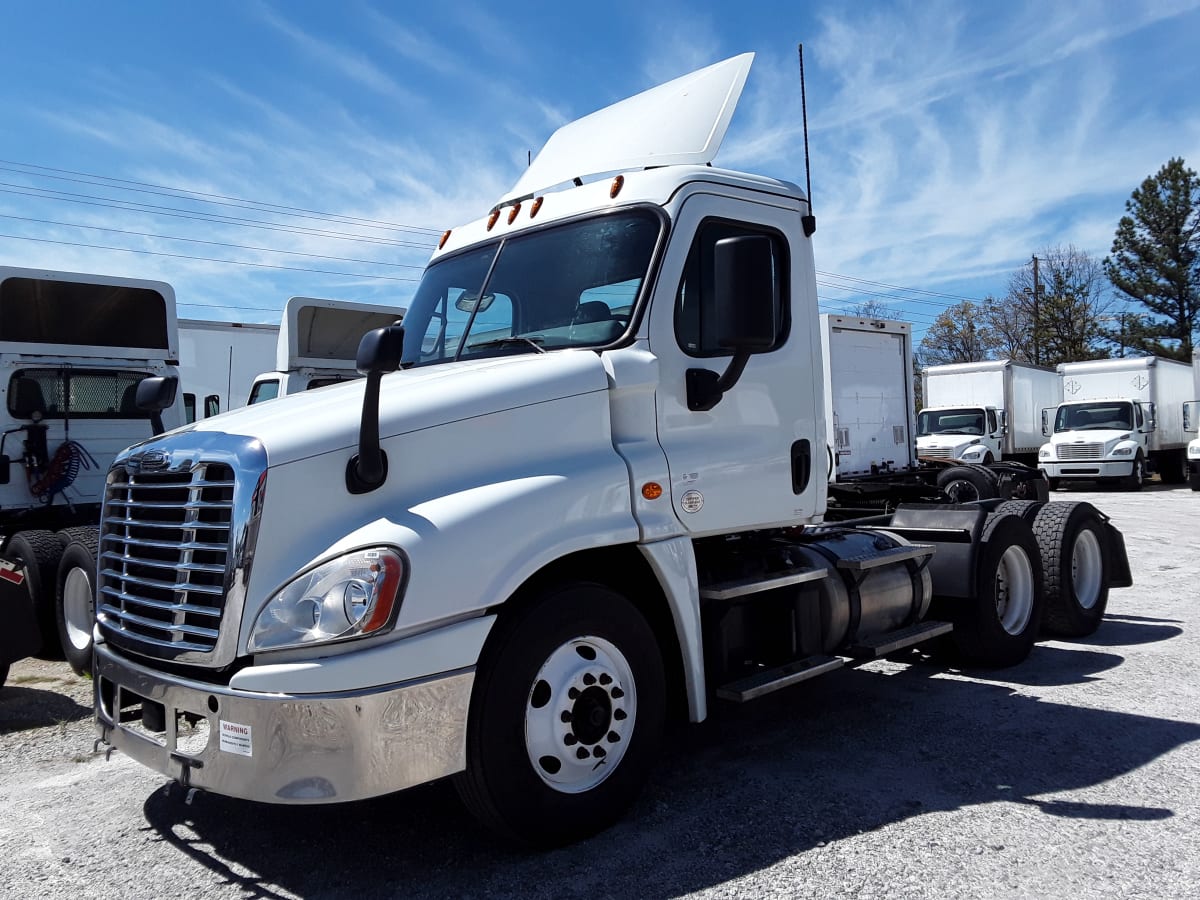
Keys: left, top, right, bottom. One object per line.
{"left": 846, "top": 620, "right": 953, "bottom": 659}
{"left": 716, "top": 654, "right": 843, "bottom": 702}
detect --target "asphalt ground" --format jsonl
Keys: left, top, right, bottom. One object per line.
{"left": 1, "top": 482, "right": 1197, "bottom": 899}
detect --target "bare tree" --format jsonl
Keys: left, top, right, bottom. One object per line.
{"left": 917, "top": 300, "right": 989, "bottom": 365}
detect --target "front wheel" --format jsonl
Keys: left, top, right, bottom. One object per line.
{"left": 454, "top": 583, "right": 665, "bottom": 846}
{"left": 1123, "top": 454, "right": 1146, "bottom": 491}
{"left": 951, "top": 513, "right": 1044, "bottom": 667}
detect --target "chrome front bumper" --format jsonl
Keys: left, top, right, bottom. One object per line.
{"left": 94, "top": 643, "right": 473, "bottom": 804}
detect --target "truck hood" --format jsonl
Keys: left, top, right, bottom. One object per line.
{"left": 916, "top": 435, "right": 982, "bottom": 454}
{"left": 1049, "top": 429, "right": 1132, "bottom": 447}
{"left": 186, "top": 351, "right": 611, "bottom": 467}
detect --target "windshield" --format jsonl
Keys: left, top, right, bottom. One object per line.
{"left": 916, "top": 407, "right": 986, "bottom": 436}
{"left": 1055, "top": 401, "right": 1133, "bottom": 432}
{"left": 400, "top": 209, "right": 660, "bottom": 367}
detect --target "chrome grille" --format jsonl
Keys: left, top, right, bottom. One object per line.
{"left": 920, "top": 448, "right": 954, "bottom": 459}
{"left": 98, "top": 462, "right": 235, "bottom": 654}
{"left": 1057, "top": 443, "right": 1104, "bottom": 460}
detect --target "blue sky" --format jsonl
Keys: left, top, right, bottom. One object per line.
{"left": 1, "top": 1, "right": 1198, "bottom": 344}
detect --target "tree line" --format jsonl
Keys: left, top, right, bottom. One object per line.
{"left": 915, "top": 158, "right": 1200, "bottom": 369}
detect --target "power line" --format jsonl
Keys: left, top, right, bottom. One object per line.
{"left": 0, "top": 232, "right": 420, "bottom": 282}
{"left": 0, "top": 184, "right": 437, "bottom": 249}
{"left": 0, "top": 212, "right": 426, "bottom": 269}
{"left": 816, "top": 269, "right": 986, "bottom": 304}
{"left": 0, "top": 159, "right": 444, "bottom": 236}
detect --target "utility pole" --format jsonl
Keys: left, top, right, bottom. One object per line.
{"left": 1025, "top": 255, "right": 1045, "bottom": 365}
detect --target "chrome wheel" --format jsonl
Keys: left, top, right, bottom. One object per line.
{"left": 1070, "top": 528, "right": 1103, "bottom": 611}
{"left": 62, "top": 565, "right": 94, "bottom": 652}
{"left": 525, "top": 636, "right": 636, "bottom": 794}
{"left": 995, "top": 544, "right": 1035, "bottom": 635}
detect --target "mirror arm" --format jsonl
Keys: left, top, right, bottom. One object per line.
{"left": 686, "top": 350, "right": 751, "bottom": 412}
{"left": 346, "top": 370, "right": 388, "bottom": 494}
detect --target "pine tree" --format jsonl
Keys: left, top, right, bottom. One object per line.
{"left": 1103, "top": 158, "right": 1200, "bottom": 360}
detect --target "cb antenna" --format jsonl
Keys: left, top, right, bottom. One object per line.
{"left": 798, "top": 43, "right": 817, "bottom": 237}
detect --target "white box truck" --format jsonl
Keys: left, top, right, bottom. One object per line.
{"left": 178, "top": 320, "right": 279, "bottom": 422}
{"left": 1184, "top": 348, "right": 1200, "bottom": 490}
{"left": 0, "top": 266, "right": 183, "bottom": 686}
{"left": 246, "top": 297, "right": 406, "bottom": 404}
{"left": 92, "top": 53, "right": 1131, "bottom": 846}
{"left": 1041, "top": 356, "right": 1193, "bottom": 489}
{"left": 919, "top": 361, "right": 1061, "bottom": 467}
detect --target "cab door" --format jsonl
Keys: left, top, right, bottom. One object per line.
{"left": 649, "top": 193, "right": 822, "bottom": 536}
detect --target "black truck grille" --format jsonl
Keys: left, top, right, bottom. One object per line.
{"left": 98, "top": 462, "right": 235, "bottom": 654}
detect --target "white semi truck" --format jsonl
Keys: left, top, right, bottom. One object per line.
{"left": 1040, "top": 356, "right": 1193, "bottom": 490}
{"left": 91, "top": 54, "right": 1131, "bottom": 845}
{"left": 820, "top": 316, "right": 1046, "bottom": 508}
{"left": 0, "top": 266, "right": 183, "bottom": 686}
{"left": 919, "top": 360, "right": 1061, "bottom": 467}
{"left": 178, "top": 320, "right": 279, "bottom": 422}
{"left": 246, "top": 297, "right": 406, "bottom": 405}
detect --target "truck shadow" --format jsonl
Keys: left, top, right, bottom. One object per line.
{"left": 0, "top": 685, "right": 91, "bottom": 735}
{"left": 140, "top": 642, "right": 1200, "bottom": 900}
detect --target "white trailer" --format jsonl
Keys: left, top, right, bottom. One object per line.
{"left": 1041, "top": 356, "right": 1193, "bottom": 489}
{"left": 178, "top": 320, "right": 278, "bottom": 421}
{"left": 0, "top": 266, "right": 184, "bottom": 684}
{"left": 247, "top": 297, "right": 406, "bottom": 404}
{"left": 819, "top": 314, "right": 916, "bottom": 478}
{"left": 1184, "top": 348, "right": 1200, "bottom": 490}
{"left": 919, "top": 360, "right": 1061, "bottom": 466}
{"left": 93, "top": 52, "right": 1132, "bottom": 847}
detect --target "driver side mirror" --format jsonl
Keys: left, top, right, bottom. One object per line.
{"left": 136, "top": 376, "right": 179, "bottom": 436}
{"left": 1041, "top": 407, "right": 1053, "bottom": 437}
{"left": 1142, "top": 401, "right": 1157, "bottom": 433}
{"left": 1185, "top": 400, "right": 1198, "bottom": 433}
{"left": 997, "top": 409, "right": 1008, "bottom": 436}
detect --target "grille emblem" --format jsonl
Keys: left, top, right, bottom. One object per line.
{"left": 128, "top": 449, "right": 170, "bottom": 471}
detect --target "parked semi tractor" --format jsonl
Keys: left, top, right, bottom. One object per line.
{"left": 820, "top": 315, "right": 1046, "bottom": 509}
{"left": 1040, "top": 356, "right": 1193, "bottom": 490}
{"left": 178, "top": 320, "right": 278, "bottom": 422}
{"left": 92, "top": 53, "right": 1131, "bottom": 845}
{"left": 918, "top": 360, "right": 1061, "bottom": 467}
{"left": 0, "top": 266, "right": 183, "bottom": 686}
{"left": 1187, "top": 348, "right": 1200, "bottom": 490}
{"left": 246, "top": 296, "right": 406, "bottom": 404}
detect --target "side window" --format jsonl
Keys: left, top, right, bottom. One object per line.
{"left": 183, "top": 393, "right": 196, "bottom": 424}
{"left": 248, "top": 380, "right": 280, "bottom": 405}
{"left": 674, "top": 220, "right": 788, "bottom": 357}
{"left": 1134, "top": 404, "right": 1143, "bottom": 428}
{"left": 204, "top": 395, "right": 220, "bottom": 418}
{"left": 987, "top": 409, "right": 998, "bottom": 434}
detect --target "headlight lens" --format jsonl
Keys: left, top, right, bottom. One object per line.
{"left": 1039, "top": 447, "right": 1053, "bottom": 460}
{"left": 1111, "top": 446, "right": 1134, "bottom": 456}
{"left": 249, "top": 547, "right": 406, "bottom": 653}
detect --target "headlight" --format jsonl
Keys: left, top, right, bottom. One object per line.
{"left": 1111, "top": 446, "right": 1134, "bottom": 457}
{"left": 248, "top": 547, "right": 407, "bottom": 653}
{"left": 1039, "top": 447, "right": 1053, "bottom": 460}
{"left": 1189, "top": 444, "right": 1200, "bottom": 458}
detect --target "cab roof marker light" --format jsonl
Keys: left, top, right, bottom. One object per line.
{"left": 507, "top": 203, "right": 522, "bottom": 225}
{"left": 487, "top": 210, "right": 500, "bottom": 231}
{"left": 438, "top": 230, "right": 451, "bottom": 250}
{"left": 530, "top": 197, "right": 544, "bottom": 219}
{"left": 610, "top": 175, "right": 625, "bottom": 199}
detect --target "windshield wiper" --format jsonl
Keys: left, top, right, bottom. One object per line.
{"left": 466, "top": 336, "right": 547, "bottom": 353}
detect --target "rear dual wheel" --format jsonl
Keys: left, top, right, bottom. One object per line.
{"left": 55, "top": 528, "right": 100, "bottom": 676}
{"left": 455, "top": 583, "right": 665, "bottom": 846}
{"left": 1032, "top": 502, "right": 1109, "bottom": 637}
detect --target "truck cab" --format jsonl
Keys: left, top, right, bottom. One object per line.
{"left": 1040, "top": 398, "right": 1152, "bottom": 489}
{"left": 916, "top": 405, "right": 1003, "bottom": 464}
{"left": 247, "top": 297, "right": 406, "bottom": 404}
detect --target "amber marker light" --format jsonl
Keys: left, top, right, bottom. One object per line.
{"left": 641, "top": 482, "right": 663, "bottom": 500}
{"left": 530, "top": 196, "right": 544, "bottom": 218}
{"left": 507, "top": 203, "right": 522, "bottom": 225}
{"left": 438, "top": 230, "right": 451, "bottom": 250}
{"left": 487, "top": 210, "right": 500, "bottom": 231}
{"left": 610, "top": 175, "right": 625, "bottom": 198}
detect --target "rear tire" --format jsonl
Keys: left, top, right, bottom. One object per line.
{"left": 1032, "top": 502, "right": 1109, "bottom": 637}
{"left": 55, "top": 531, "right": 100, "bottom": 676}
{"left": 1190, "top": 471, "right": 1200, "bottom": 492}
{"left": 1158, "top": 450, "right": 1188, "bottom": 485}
{"left": 3, "top": 530, "right": 67, "bottom": 659}
{"left": 454, "top": 582, "right": 665, "bottom": 846}
{"left": 951, "top": 514, "right": 1044, "bottom": 667}
{"left": 937, "top": 466, "right": 997, "bottom": 503}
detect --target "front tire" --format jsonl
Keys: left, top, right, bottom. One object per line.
{"left": 55, "top": 532, "right": 100, "bottom": 676}
{"left": 951, "top": 514, "right": 1044, "bottom": 667}
{"left": 1123, "top": 453, "right": 1146, "bottom": 491}
{"left": 1033, "top": 502, "right": 1109, "bottom": 637}
{"left": 454, "top": 583, "right": 665, "bottom": 846}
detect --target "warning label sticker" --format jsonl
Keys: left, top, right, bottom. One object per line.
{"left": 219, "top": 720, "right": 253, "bottom": 757}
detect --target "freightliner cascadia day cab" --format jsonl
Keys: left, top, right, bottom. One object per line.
{"left": 246, "top": 296, "right": 406, "bottom": 404}
{"left": 0, "top": 266, "right": 183, "bottom": 687}
{"left": 1040, "top": 356, "right": 1193, "bottom": 490}
{"left": 919, "top": 360, "right": 1061, "bottom": 467}
{"left": 92, "top": 53, "right": 1131, "bottom": 845}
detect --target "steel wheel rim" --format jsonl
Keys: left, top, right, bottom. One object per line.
{"left": 525, "top": 635, "right": 636, "bottom": 794}
{"left": 62, "top": 566, "right": 94, "bottom": 652}
{"left": 995, "top": 544, "right": 1034, "bottom": 635}
{"left": 1071, "top": 528, "right": 1103, "bottom": 610}
{"left": 945, "top": 479, "right": 981, "bottom": 502}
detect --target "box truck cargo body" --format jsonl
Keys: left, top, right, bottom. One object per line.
{"left": 919, "top": 361, "right": 1061, "bottom": 466}
{"left": 178, "top": 320, "right": 278, "bottom": 421}
{"left": 1185, "top": 348, "right": 1200, "bottom": 490}
{"left": 1041, "top": 356, "right": 1193, "bottom": 489}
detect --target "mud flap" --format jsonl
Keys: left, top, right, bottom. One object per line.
{"left": 1101, "top": 519, "right": 1133, "bottom": 589}
{"left": 0, "top": 555, "right": 42, "bottom": 667}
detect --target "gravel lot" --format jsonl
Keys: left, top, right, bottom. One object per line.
{"left": 2, "top": 484, "right": 1198, "bottom": 899}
